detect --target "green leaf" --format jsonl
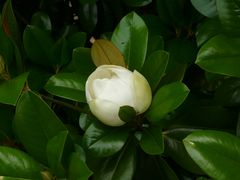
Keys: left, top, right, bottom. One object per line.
{"left": 46, "top": 130, "right": 72, "bottom": 177}
{"left": 68, "top": 152, "right": 93, "bottom": 180}
{"left": 139, "top": 126, "right": 164, "bottom": 155}
{"left": 52, "top": 37, "right": 71, "bottom": 66}
{"left": 191, "top": 0, "right": 217, "bottom": 17}
{"left": 216, "top": 0, "right": 240, "bottom": 36}
{"left": 0, "top": 28, "right": 14, "bottom": 65}
{"left": 122, "top": 0, "right": 152, "bottom": 7}
{"left": 78, "top": 3, "right": 98, "bottom": 33}
{"left": 118, "top": 106, "right": 136, "bottom": 123}
{"left": 0, "top": 177, "right": 32, "bottom": 180}
{"left": 141, "top": 50, "right": 169, "bottom": 91}
{"left": 0, "top": 72, "right": 28, "bottom": 105}
{"left": 0, "top": 104, "right": 14, "bottom": 142}
{"left": 196, "top": 35, "right": 240, "bottom": 77}
{"left": 82, "top": 122, "right": 129, "bottom": 157}
{"left": 196, "top": 18, "right": 222, "bottom": 46}
{"left": 146, "top": 35, "right": 164, "bottom": 56}
{"left": 79, "top": 113, "right": 94, "bottom": 131}
{"left": 0, "top": 146, "right": 42, "bottom": 179}
{"left": 2, "top": 0, "right": 21, "bottom": 46}
{"left": 184, "top": 130, "right": 240, "bottom": 180}
{"left": 66, "top": 47, "right": 95, "bottom": 75}
{"left": 147, "top": 82, "right": 190, "bottom": 123}
{"left": 23, "top": 25, "right": 54, "bottom": 66}
{"left": 30, "top": 11, "right": 52, "bottom": 32}
{"left": 164, "top": 128, "right": 204, "bottom": 174}
{"left": 94, "top": 138, "right": 136, "bottom": 180}
{"left": 67, "top": 32, "right": 87, "bottom": 50}
{"left": 14, "top": 91, "right": 67, "bottom": 163}
{"left": 111, "top": 12, "right": 148, "bottom": 71}
{"left": 44, "top": 72, "right": 87, "bottom": 102}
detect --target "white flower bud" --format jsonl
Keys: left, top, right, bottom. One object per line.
{"left": 85, "top": 65, "right": 152, "bottom": 126}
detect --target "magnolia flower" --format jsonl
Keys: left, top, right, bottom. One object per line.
{"left": 85, "top": 65, "right": 152, "bottom": 126}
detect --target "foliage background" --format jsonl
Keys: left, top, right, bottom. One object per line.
{"left": 0, "top": 0, "right": 240, "bottom": 179}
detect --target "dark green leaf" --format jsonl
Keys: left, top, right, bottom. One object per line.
{"left": 164, "top": 128, "right": 204, "bottom": 174}
{"left": 147, "top": 35, "right": 164, "bottom": 56}
{"left": 191, "top": 0, "right": 217, "bottom": 17}
{"left": 196, "top": 18, "right": 222, "bottom": 46}
{"left": 0, "top": 28, "right": 14, "bottom": 65}
{"left": 147, "top": 82, "right": 189, "bottom": 123}
{"left": 0, "top": 146, "right": 42, "bottom": 179}
{"left": 31, "top": 12, "right": 52, "bottom": 32}
{"left": 122, "top": 0, "right": 152, "bottom": 7}
{"left": 118, "top": 106, "right": 136, "bottom": 123}
{"left": 44, "top": 72, "right": 87, "bottom": 102}
{"left": 14, "top": 91, "right": 67, "bottom": 163}
{"left": 111, "top": 12, "right": 148, "bottom": 71}
{"left": 196, "top": 35, "right": 240, "bottom": 77}
{"left": 94, "top": 138, "right": 136, "bottom": 180}
{"left": 79, "top": 113, "right": 94, "bottom": 131}
{"left": 66, "top": 47, "right": 95, "bottom": 75}
{"left": 52, "top": 37, "right": 71, "bottom": 66}
{"left": 78, "top": 3, "right": 98, "bottom": 33}
{"left": 23, "top": 25, "right": 54, "bottom": 66}
{"left": 184, "top": 130, "right": 240, "bottom": 180}
{"left": 46, "top": 131, "right": 71, "bottom": 177}
{"left": 237, "top": 112, "right": 240, "bottom": 137}
{"left": 139, "top": 126, "right": 164, "bottom": 155}
{"left": 67, "top": 32, "right": 87, "bottom": 50}
{"left": 0, "top": 72, "right": 28, "bottom": 105}
{"left": 216, "top": 0, "right": 240, "bottom": 36}
{"left": 141, "top": 50, "right": 169, "bottom": 91}
{"left": 82, "top": 122, "right": 129, "bottom": 157}
{"left": 2, "top": 0, "right": 21, "bottom": 46}
{"left": 68, "top": 152, "right": 93, "bottom": 180}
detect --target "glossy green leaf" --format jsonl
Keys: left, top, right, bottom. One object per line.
{"left": 67, "top": 32, "right": 87, "bottom": 50}
{"left": 78, "top": 3, "right": 98, "bottom": 33}
{"left": 118, "top": 106, "right": 136, "bottom": 123}
{"left": 44, "top": 72, "right": 87, "bottom": 102}
{"left": 46, "top": 130, "right": 71, "bottom": 177}
{"left": 82, "top": 122, "right": 129, "bottom": 157}
{"left": 2, "top": 0, "right": 21, "bottom": 46}
{"left": 166, "top": 38, "right": 198, "bottom": 65}
{"left": 147, "top": 35, "right": 164, "bottom": 56}
{"left": 164, "top": 128, "right": 204, "bottom": 174}
{"left": 66, "top": 47, "right": 95, "bottom": 75}
{"left": 140, "top": 126, "right": 164, "bottom": 155}
{"left": 191, "top": 0, "right": 217, "bottom": 17}
{"left": 0, "top": 28, "right": 14, "bottom": 65}
{"left": 147, "top": 82, "right": 190, "bottom": 123}
{"left": 122, "top": 0, "right": 152, "bottom": 7}
{"left": 184, "top": 130, "right": 240, "bottom": 180}
{"left": 0, "top": 177, "right": 32, "bottom": 180}
{"left": 0, "top": 72, "right": 28, "bottom": 105}
{"left": 216, "top": 0, "right": 240, "bottom": 36}
{"left": 196, "top": 18, "right": 222, "bottom": 46}
{"left": 94, "top": 138, "right": 136, "bottom": 180}
{"left": 31, "top": 12, "right": 52, "bottom": 32}
{"left": 0, "top": 146, "right": 42, "bottom": 179}
{"left": 14, "top": 91, "right": 67, "bottom": 163}
{"left": 111, "top": 12, "right": 148, "bottom": 71}
{"left": 141, "top": 50, "right": 169, "bottom": 91}
{"left": 23, "top": 25, "right": 54, "bottom": 66}
{"left": 79, "top": 113, "right": 94, "bottom": 131}
{"left": 196, "top": 35, "right": 240, "bottom": 77}
{"left": 52, "top": 37, "right": 71, "bottom": 66}
{"left": 68, "top": 152, "right": 93, "bottom": 180}
{"left": 0, "top": 104, "right": 14, "bottom": 142}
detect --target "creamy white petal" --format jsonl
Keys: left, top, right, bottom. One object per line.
{"left": 132, "top": 70, "right": 152, "bottom": 113}
{"left": 88, "top": 99, "right": 125, "bottom": 126}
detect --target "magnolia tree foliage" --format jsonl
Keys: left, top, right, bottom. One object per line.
{"left": 0, "top": 0, "right": 240, "bottom": 179}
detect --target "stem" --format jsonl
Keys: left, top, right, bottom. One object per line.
{"left": 41, "top": 94, "right": 90, "bottom": 114}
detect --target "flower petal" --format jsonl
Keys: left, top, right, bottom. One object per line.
{"left": 88, "top": 99, "right": 125, "bottom": 126}
{"left": 133, "top": 70, "right": 152, "bottom": 113}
